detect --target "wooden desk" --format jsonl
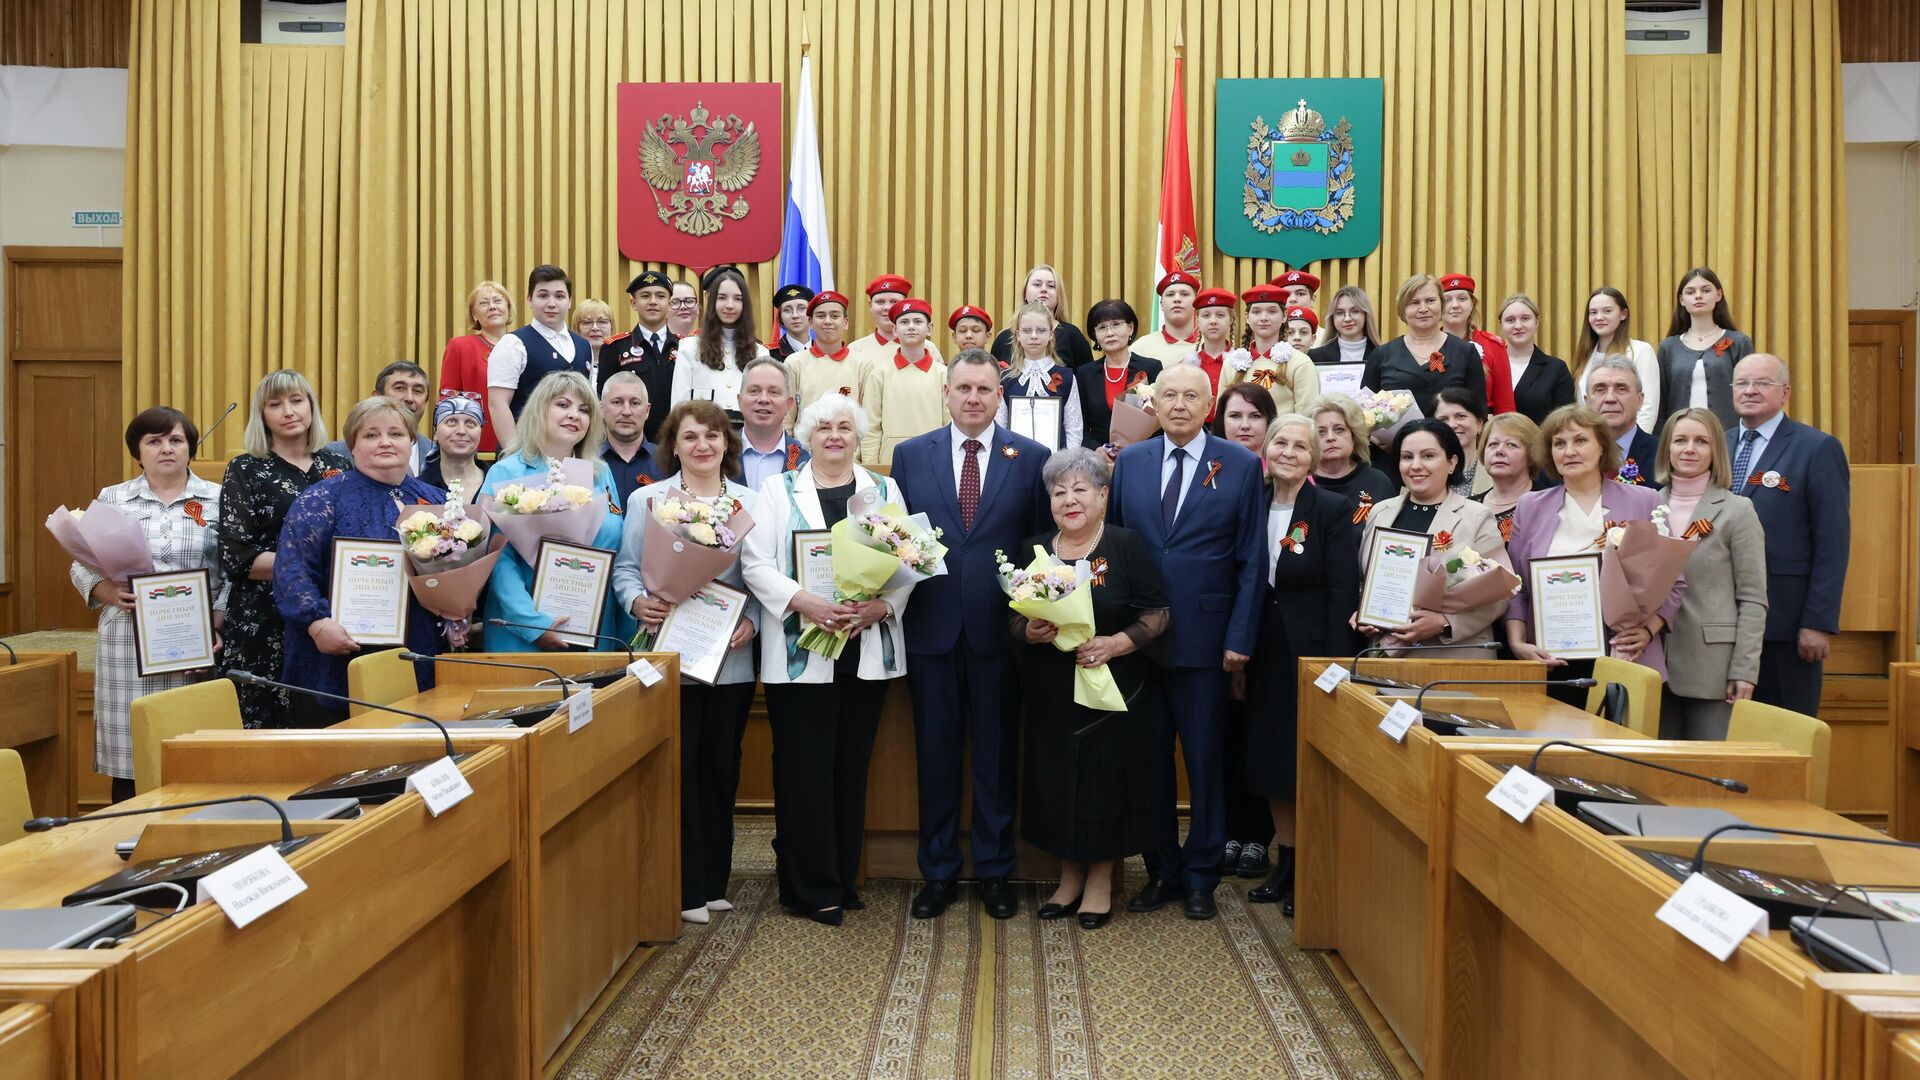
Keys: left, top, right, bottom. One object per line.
{"left": 0, "top": 748, "right": 522, "bottom": 1078}
{"left": 161, "top": 651, "right": 679, "bottom": 1072}
{"left": 1807, "top": 974, "right": 1920, "bottom": 1078}
{"left": 0, "top": 652, "right": 77, "bottom": 818}
{"left": 1295, "top": 657, "right": 1817, "bottom": 1073}
{"left": 1892, "top": 663, "right": 1920, "bottom": 840}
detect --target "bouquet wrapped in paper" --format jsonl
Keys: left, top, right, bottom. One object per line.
{"left": 480, "top": 457, "right": 606, "bottom": 562}
{"left": 1598, "top": 513, "right": 1691, "bottom": 638}
{"left": 633, "top": 492, "right": 758, "bottom": 647}
{"left": 796, "top": 490, "right": 946, "bottom": 659}
{"left": 396, "top": 482, "right": 506, "bottom": 621}
{"left": 1109, "top": 388, "right": 1162, "bottom": 447}
{"left": 1353, "top": 388, "right": 1422, "bottom": 448}
{"left": 996, "top": 545, "right": 1126, "bottom": 711}
{"left": 1412, "top": 544, "right": 1522, "bottom": 614}
{"left": 47, "top": 501, "right": 155, "bottom": 582}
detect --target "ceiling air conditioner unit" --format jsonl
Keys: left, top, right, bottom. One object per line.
{"left": 1625, "top": 0, "right": 1712, "bottom": 56}
{"left": 258, "top": 1, "right": 346, "bottom": 45}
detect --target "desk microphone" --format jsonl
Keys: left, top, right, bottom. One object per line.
{"left": 199, "top": 401, "right": 239, "bottom": 441}
{"left": 28, "top": 795, "right": 317, "bottom": 908}
{"left": 1524, "top": 740, "right": 1750, "bottom": 794}
{"left": 1628, "top": 824, "right": 1920, "bottom": 933}
{"left": 229, "top": 670, "right": 456, "bottom": 759}
{"left": 26, "top": 795, "right": 294, "bottom": 843}
{"left": 1413, "top": 677, "right": 1596, "bottom": 713}
{"left": 397, "top": 652, "right": 575, "bottom": 702}
{"left": 1349, "top": 641, "right": 1500, "bottom": 687}
{"left": 484, "top": 618, "right": 634, "bottom": 666}
{"left": 229, "top": 671, "right": 473, "bottom": 803}
{"left": 1690, "top": 824, "right": 1920, "bottom": 877}
{"left": 0, "top": 640, "right": 16, "bottom": 665}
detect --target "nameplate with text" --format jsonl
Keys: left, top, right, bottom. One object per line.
{"left": 406, "top": 756, "right": 474, "bottom": 817}
{"left": 196, "top": 846, "right": 307, "bottom": 929}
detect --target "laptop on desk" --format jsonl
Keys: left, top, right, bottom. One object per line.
{"left": 1577, "top": 803, "right": 1776, "bottom": 839}
{"left": 1791, "top": 916, "right": 1920, "bottom": 974}
{"left": 0, "top": 905, "right": 137, "bottom": 948}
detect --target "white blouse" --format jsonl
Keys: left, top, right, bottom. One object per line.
{"left": 1266, "top": 503, "right": 1295, "bottom": 585}
{"left": 668, "top": 333, "right": 771, "bottom": 413}
{"left": 1547, "top": 492, "right": 1608, "bottom": 556}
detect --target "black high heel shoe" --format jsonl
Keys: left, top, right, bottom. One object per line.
{"left": 806, "top": 907, "right": 844, "bottom": 927}
{"left": 1247, "top": 845, "right": 1295, "bottom": 904}
{"left": 1037, "top": 894, "right": 1082, "bottom": 920}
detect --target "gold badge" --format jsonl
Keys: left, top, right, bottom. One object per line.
{"left": 638, "top": 102, "right": 763, "bottom": 237}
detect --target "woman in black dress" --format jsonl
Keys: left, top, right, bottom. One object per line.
{"left": 989, "top": 264, "right": 1095, "bottom": 368}
{"left": 1014, "top": 447, "right": 1171, "bottom": 930}
{"left": 217, "top": 370, "right": 350, "bottom": 727}
{"left": 1360, "top": 274, "right": 1485, "bottom": 418}
{"left": 1244, "top": 415, "right": 1360, "bottom": 913}
{"left": 1308, "top": 395, "right": 1397, "bottom": 518}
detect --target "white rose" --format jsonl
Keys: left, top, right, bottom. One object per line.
{"left": 454, "top": 519, "right": 483, "bottom": 542}
{"left": 685, "top": 521, "right": 717, "bottom": 546}
{"left": 561, "top": 484, "right": 593, "bottom": 506}
{"left": 1606, "top": 526, "right": 1626, "bottom": 548}
{"left": 409, "top": 535, "right": 442, "bottom": 560}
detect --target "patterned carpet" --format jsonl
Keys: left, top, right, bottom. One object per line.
{"left": 558, "top": 822, "right": 1395, "bottom": 1079}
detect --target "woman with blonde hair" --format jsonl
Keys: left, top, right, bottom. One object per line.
{"left": 990, "top": 263, "right": 1094, "bottom": 368}
{"left": 1307, "top": 395, "right": 1395, "bottom": 515}
{"left": 573, "top": 297, "right": 616, "bottom": 374}
{"left": 1475, "top": 411, "right": 1541, "bottom": 542}
{"left": 1498, "top": 293, "right": 1576, "bottom": 424}
{"left": 1308, "top": 285, "right": 1381, "bottom": 364}
{"left": 1359, "top": 274, "right": 1485, "bottom": 417}
{"left": 439, "top": 279, "right": 514, "bottom": 454}
{"left": 219, "top": 370, "right": 350, "bottom": 727}
{"left": 479, "top": 371, "right": 638, "bottom": 651}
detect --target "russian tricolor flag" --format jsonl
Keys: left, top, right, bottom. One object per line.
{"left": 778, "top": 55, "right": 834, "bottom": 293}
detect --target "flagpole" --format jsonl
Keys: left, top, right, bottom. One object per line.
{"left": 779, "top": 4, "right": 834, "bottom": 293}
{"left": 1153, "top": 5, "right": 1198, "bottom": 332}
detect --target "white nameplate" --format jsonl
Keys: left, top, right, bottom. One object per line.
{"left": 566, "top": 688, "right": 595, "bottom": 733}
{"left": 195, "top": 845, "right": 307, "bottom": 929}
{"left": 1486, "top": 767, "right": 1555, "bottom": 823}
{"left": 1314, "top": 663, "right": 1351, "bottom": 694}
{"left": 1655, "top": 872, "right": 1768, "bottom": 961}
{"left": 1379, "top": 701, "right": 1420, "bottom": 743}
{"left": 405, "top": 756, "right": 473, "bottom": 817}
{"left": 628, "top": 658, "right": 665, "bottom": 686}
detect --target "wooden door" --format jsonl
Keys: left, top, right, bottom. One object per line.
{"left": 6, "top": 246, "right": 124, "bottom": 632}
{"left": 1848, "top": 309, "right": 1916, "bottom": 464}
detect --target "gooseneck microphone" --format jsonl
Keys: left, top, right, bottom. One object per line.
{"left": 484, "top": 618, "right": 635, "bottom": 666}
{"left": 399, "top": 652, "right": 575, "bottom": 703}
{"left": 1690, "top": 824, "right": 1920, "bottom": 877}
{"left": 0, "top": 639, "right": 16, "bottom": 665}
{"left": 1524, "top": 740, "right": 1750, "bottom": 793}
{"left": 199, "top": 401, "right": 239, "bottom": 441}
{"left": 1413, "top": 677, "right": 1597, "bottom": 713}
{"left": 229, "top": 670, "right": 455, "bottom": 759}
{"left": 1348, "top": 641, "right": 1500, "bottom": 687}
{"left": 26, "top": 795, "right": 294, "bottom": 843}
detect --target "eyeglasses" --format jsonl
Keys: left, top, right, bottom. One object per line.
{"left": 1732, "top": 379, "right": 1780, "bottom": 391}
{"left": 577, "top": 317, "right": 613, "bottom": 328}
{"left": 669, "top": 299, "right": 699, "bottom": 309}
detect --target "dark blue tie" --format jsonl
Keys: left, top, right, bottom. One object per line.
{"left": 1732, "top": 429, "right": 1760, "bottom": 493}
{"left": 1162, "top": 447, "right": 1186, "bottom": 532}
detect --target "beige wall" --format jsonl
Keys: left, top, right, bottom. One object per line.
{"left": 1844, "top": 142, "right": 1920, "bottom": 448}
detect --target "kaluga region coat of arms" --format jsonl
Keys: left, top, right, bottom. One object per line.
{"left": 638, "top": 101, "right": 763, "bottom": 237}
{"left": 1242, "top": 98, "right": 1355, "bottom": 236}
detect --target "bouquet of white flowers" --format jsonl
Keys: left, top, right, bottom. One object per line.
{"left": 395, "top": 481, "right": 506, "bottom": 622}
{"left": 481, "top": 457, "right": 607, "bottom": 562}
{"left": 797, "top": 491, "right": 946, "bottom": 659}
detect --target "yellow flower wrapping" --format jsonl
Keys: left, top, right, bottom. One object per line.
{"left": 1007, "top": 545, "right": 1127, "bottom": 712}
{"left": 796, "top": 513, "right": 917, "bottom": 658}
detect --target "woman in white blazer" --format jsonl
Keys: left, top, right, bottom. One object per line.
{"left": 741, "top": 392, "right": 915, "bottom": 925}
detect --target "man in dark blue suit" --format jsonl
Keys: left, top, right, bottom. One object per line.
{"left": 1728, "top": 353, "right": 1850, "bottom": 716}
{"left": 1108, "top": 363, "right": 1267, "bottom": 919}
{"left": 890, "top": 349, "right": 1052, "bottom": 920}
{"left": 1586, "top": 356, "right": 1658, "bottom": 486}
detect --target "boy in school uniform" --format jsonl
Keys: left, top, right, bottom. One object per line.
{"left": 487, "top": 264, "right": 593, "bottom": 449}
{"left": 1273, "top": 268, "right": 1320, "bottom": 311}
{"left": 1131, "top": 270, "right": 1202, "bottom": 365}
{"left": 597, "top": 269, "right": 679, "bottom": 443}
{"left": 786, "top": 290, "right": 867, "bottom": 423}
{"left": 949, "top": 305, "right": 994, "bottom": 358}
{"left": 768, "top": 282, "right": 815, "bottom": 360}
{"left": 849, "top": 274, "right": 944, "bottom": 370}
{"left": 859, "top": 298, "right": 949, "bottom": 472}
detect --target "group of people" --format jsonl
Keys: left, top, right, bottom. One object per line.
{"left": 72, "top": 258, "right": 1850, "bottom": 928}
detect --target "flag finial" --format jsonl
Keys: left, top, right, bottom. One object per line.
{"left": 801, "top": 7, "right": 812, "bottom": 56}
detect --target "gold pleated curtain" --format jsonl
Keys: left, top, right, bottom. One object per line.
{"left": 124, "top": 0, "right": 1851, "bottom": 454}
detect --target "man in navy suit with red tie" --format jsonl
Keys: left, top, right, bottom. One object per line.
{"left": 1727, "top": 353, "right": 1850, "bottom": 716}
{"left": 1108, "top": 362, "right": 1267, "bottom": 919}
{"left": 890, "top": 349, "right": 1052, "bottom": 921}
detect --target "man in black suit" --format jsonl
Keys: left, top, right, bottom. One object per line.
{"left": 1585, "top": 356, "right": 1657, "bottom": 486}
{"left": 1728, "top": 353, "right": 1850, "bottom": 716}
{"left": 598, "top": 270, "right": 679, "bottom": 443}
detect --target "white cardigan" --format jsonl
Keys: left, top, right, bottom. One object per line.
{"left": 741, "top": 463, "right": 915, "bottom": 683}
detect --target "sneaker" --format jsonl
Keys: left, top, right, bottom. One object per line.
{"left": 1220, "top": 840, "right": 1243, "bottom": 873}
{"left": 1237, "top": 842, "right": 1270, "bottom": 878}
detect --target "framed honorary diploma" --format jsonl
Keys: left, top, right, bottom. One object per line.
{"left": 1009, "top": 396, "right": 1064, "bottom": 450}
{"left": 329, "top": 539, "right": 409, "bottom": 646}
{"left": 1528, "top": 554, "right": 1607, "bottom": 660}
{"left": 129, "top": 568, "right": 217, "bottom": 677}
{"left": 531, "top": 539, "right": 617, "bottom": 649}
{"left": 1358, "top": 527, "right": 1431, "bottom": 629}
{"left": 1318, "top": 362, "right": 1367, "bottom": 400}
{"left": 791, "top": 529, "right": 837, "bottom": 602}
{"left": 654, "top": 580, "right": 750, "bottom": 685}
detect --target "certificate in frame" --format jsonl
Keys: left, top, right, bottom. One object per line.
{"left": 1009, "top": 396, "right": 1064, "bottom": 449}
{"left": 1357, "top": 527, "right": 1432, "bottom": 630}
{"left": 129, "top": 567, "right": 217, "bottom": 677}
{"left": 1528, "top": 554, "right": 1608, "bottom": 660}
{"left": 530, "top": 539, "right": 618, "bottom": 649}
{"left": 329, "top": 539, "right": 409, "bottom": 646}
{"left": 654, "top": 580, "right": 750, "bottom": 685}
{"left": 791, "top": 528, "right": 836, "bottom": 602}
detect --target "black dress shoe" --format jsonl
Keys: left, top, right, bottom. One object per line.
{"left": 842, "top": 892, "right": 867, "bottom": 912}
{"left": 1077, "top": 908, "right": 1113, "bottom": 930}
{"left": 1237, "top": 842, "right": 1270, "bottom": 878}
{"left": 1247, "top": 845, "right": 1294, "bottom": 903}
{"left": 1128, "top": 877, "right": 1179, "bottom": 913}
{"left": 979, "top": 877, "right": 1018, "bottom": 919}
{"left": 806, "top": 907, "right": 844, "bottom": 927}
{"left": 1182, "top": 888, "right": 1218, "bottom": 920}
{"left": 912, "top": 880, "right": 958, "bottom": 919}
{"left": 1037, "top": 895, "right": 1082, "bottom": 920}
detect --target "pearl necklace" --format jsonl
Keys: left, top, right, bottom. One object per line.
{"left": 1056, "top": 521, "right": 1105, "bottom": 561}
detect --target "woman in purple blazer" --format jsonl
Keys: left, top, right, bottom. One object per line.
{"left": 1504, "top": 405, "right": 1685, "bottom": 704}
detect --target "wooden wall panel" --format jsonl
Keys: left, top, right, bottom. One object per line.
{"left": 0, "top": 0, "right": 130, "bottom": 68}
{"left": 1841, "top": 0, "right": 1920, "bottom": 63}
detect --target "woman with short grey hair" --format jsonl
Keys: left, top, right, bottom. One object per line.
{"left": 1012, "top": 445, "right": 1172, "bottom": 930}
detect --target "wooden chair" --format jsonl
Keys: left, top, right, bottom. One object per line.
{"left": 347, "top": 649, "right": 419, "bottom": 716}
{"left": 0, "top": 749, "right": 30, "bottom": 845}
{"left": 1729, "top": 699, "right": 1832, "bottom": 806}
{"left": 130, "top": 680, "right": 243, "bottom": 794}
{"left": 1584, "top": 656, "right": 1662, "bottom": 738}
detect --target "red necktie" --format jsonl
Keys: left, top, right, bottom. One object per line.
{"left": 960, "top": 439, "right": 983, "bottom": 530}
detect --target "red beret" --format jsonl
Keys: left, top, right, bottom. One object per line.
{"left": 888, "top": 297, "right": 933, "bottom": 322}
{"left": 1273, "top": 269, "right": 1321, "bottom": 293}
{"left": 866, "top": 274, "right": 912, "bottom": 297}
{"left": 806, "top": 290, "right": 850, "bottom": 315}
{"left": 1156, "top": 270, "right": 1202, "bottom": 295}
{"left": 1193, "top": 288, "right": 1238, "bottom": 311}
{"left": 948, "top": 305, "right": 992, "bottom": 332}
{"left": 1240, "top": 284, "right": 1289, "bottom": 307}
{"left": 1284, "top": 306, "right": 1320, "bottom": 332}
{"left": 1439, "top": 273, "right": 1477, "bottom": 294}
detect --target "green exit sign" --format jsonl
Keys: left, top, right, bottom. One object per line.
{"left": 72, "top": 211, "right": 122, "bottom": 227}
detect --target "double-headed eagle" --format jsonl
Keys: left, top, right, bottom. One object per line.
{"left": 638, "top": 101, "right": 762, "bottom": 237}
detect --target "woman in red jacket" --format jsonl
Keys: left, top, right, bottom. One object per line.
{"left": 1440, "top": 273, "right": 1516, "bottom": 415}
{"left": 438, "top": 280, "right": 513, "bottom": 456}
